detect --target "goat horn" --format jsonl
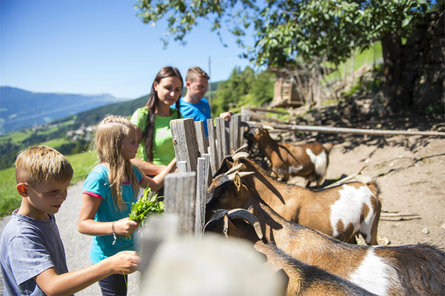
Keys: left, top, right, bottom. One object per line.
{"left": 226, "top": 171, "right": 255, "bottom": 181}
{"left": 232, "top": 151, "right": 249, "bottom": 160}
{"left": 224, "top": 163, "right": 243, "bottom": 176}
{"left": 223, "top": 214, "right": 230, "bottom": 238}
{"left": 233, "top": 143, "right": 248, "bottom": 154}
{"left": 227, "top": 208, "right": 263, "bottom": 239}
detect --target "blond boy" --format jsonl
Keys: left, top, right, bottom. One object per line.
{"left": 0, "top": 146, "right": 139, "bottom": 295}
{"left": 179, "top": 66, "right": 232, "bottom": 136}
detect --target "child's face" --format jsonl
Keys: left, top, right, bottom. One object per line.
{"left": 122, "top": 128, "right": 139, "bottom": 161}
{"left": 23, "top": 181, "right": 70, "bottom": 220}
{"left": 154, "top": 76, "right": 183, "bottom": 107}
{"left": 187, "top": 76, "right": 208, "bottom": 101}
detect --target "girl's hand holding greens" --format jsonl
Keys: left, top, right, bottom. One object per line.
{"left": 129, "top": 187, "right": 164, "bottom": 225}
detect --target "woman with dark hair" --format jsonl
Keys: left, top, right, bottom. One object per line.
{"left": 130, "top": 66, "right": 182, "bottom": 176}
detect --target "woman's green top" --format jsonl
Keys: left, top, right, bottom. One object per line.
{"left": 130, "top": 106, "right": 178, "bottom": 166}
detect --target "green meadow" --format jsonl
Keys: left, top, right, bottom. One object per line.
{"left": 0, "top": 151, "right": 98, "bottom": 218}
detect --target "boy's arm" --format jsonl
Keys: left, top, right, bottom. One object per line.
{"left": 140, "top": 158, "right": 177, "bottom": 191}
{"left": 35, "top": 251, "right": 139, "bottom": 296}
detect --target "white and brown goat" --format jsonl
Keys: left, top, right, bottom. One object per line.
{"left": 207, "top": 156, "right": 381, "bottom": 245}
{"left": 245, "top": 126, "right": 332, "bottom": 187}
{"left": 206, "top": 205, "right": 445, "bottom": 296}
{"left": 205, "top": 210, "right": 377, "bottom": 296}
{"left": 252, "top": 242, "right": 377, "bottom": 296}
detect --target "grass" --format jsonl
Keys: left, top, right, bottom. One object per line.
{"left": 325, "top": 41, "right": 382, "bottom": 83}
{"left": 39, "top": 138, "right": 72, "bottom": 147}
{"left": 0, "top": 167, "right": 18, "bottom": 219}
{"left": 0, "top": 129, "right": 33, "bottom": 143}
{"left": 0, "top": 150, "right": 98, "bottom": 218}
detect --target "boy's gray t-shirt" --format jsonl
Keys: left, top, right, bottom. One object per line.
{"left": 0, "top": 211, "right": 69, "bottom": 296}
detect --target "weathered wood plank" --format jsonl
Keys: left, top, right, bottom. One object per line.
{"left": 164, "top": 172, "right": 196, "bottom": 235}
{"left": 215, "top": 118, "right": 224, "bottom": 168}
{"left": 207, "top": 118, "right": 218, "bottom": 175}
{"left": 170, "top": 118, "right": 199, "bottom": 172}
{"left": 177, "top": 161, "right": 187, "bottom": 173}
{"left": 194, "top": 121, "right": 209, "bottom": 157}
{"left": 195, "top": 157, "right": 209, "bottom": 236}
{"left": 230, "top": 114, "right": 242, "bottom": 152}
{"left": 244, "top": 121, "right": 445, "bottom": 137}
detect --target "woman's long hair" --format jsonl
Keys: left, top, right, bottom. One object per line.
{"left": 144, "top": 66, "right": 183, "bottom": 162}
{"left": 95, "top": 115, "right": 140, "bottom": 210}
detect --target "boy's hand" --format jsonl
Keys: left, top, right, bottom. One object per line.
{"left": 108, "top": 251, "right": 140, "bottom": 274}
{"left": 115, "top": 218, "right": 139, "bottom": 235}
{"left": 219, "top": 111, "right": 232, "bottom": 120}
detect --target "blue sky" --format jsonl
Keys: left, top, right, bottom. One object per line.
{"left": 0, "top": 0, "right": 252, "bottom": 99}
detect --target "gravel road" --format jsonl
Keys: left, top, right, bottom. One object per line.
{"left": 0, "top": 181, "right": 141, "bottom": 295}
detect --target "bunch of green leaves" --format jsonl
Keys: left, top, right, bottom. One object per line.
{"left": 129, "top": 187, "right": 164, "bottom": 226}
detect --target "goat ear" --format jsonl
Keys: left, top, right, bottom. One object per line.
{"left": 234, "top": 173, "right": 243, "bottom": 192}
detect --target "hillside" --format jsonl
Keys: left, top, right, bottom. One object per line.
{"left": 0, "top": 86, "right": 128, "bottom": 135}
{"left": 0, "top": 94, "right": 148, "bottom": 170}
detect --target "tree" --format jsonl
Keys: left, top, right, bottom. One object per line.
{"left": 210, "top": 66, "right": 274, "bottom": 114}
{"left": 213, "top": 66, "right": 252, "bottom": 115}
{"left": 135, "top": 0, "right": 438, "bottom": 112}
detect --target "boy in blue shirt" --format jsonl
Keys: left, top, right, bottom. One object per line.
{"left": 0, "top": 146, "right": 140, "bottom": 296}
{"left": 179, "top": 66, "right": 232, "bottom": 136}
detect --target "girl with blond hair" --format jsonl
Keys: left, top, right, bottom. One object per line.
{"left": 78, "top": 115, "right": 175, "bottom": 295}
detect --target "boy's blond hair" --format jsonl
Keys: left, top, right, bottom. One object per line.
{"left": 186, "top": 66, "right": 210, "bottom": 83}
{"left": 15, "top": 145, "right": 73, "bottom": 186}
{"left": 95, "top": 115, "right": 140, "bottom": 210}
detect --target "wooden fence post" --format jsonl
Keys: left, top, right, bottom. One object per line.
{"left": 194, "top": 121, "right": 209, "bottom": 157}
{"left": 164, "top": 172, "right": 196, "bottom": 235}
{"left": 195, "top": 156, "right": 209, "bottom": 237}
{"left": 170, "top": 118, "right": 199, "bottom": 172}
{"left": 177, "top": 161, "right": 187, "bottom": 173}
{"left": 230, "top": 114, "right": 242, "bottom": 152}
{"left": 215, "top": 118, "right": 224, "bottom": 166}
{"left": 241, "top": 106, "right": 251, "bottom": 122}
{"left": 215, "top": 117, "right": 230, "bottom": 167}
{"left": 138, "top": 214, "right": 179, "bottom": 275}
{"left": 207, "top": 118, "right": 218, "bottom": 176}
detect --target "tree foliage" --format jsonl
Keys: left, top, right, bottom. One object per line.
{"left": 211, "top": 66, "right": 275, "bottom": 115}
{"left": 135, "top": 0, "right": 443, "bottom": 113}
{"left": 135, "top": 0, "right": 431, "bottom": 67}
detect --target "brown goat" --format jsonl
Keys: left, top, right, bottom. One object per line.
{"left": 254, "top": 242, "right": 377, "bottom": 296}
{"left": 206, "top": 156, "right": 381, "bottom": 245}
{"left": 205, "top": 209, "right": 377, "bottom": 296}
{"left": 206, "top": 206, "right": 445, "bottom": 296}
{"left": 245, "top": 126, "right": 332, "bottom": 187}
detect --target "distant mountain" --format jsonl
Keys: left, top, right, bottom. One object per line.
{"left": 0, "top": 86, "right": 129, "bottom": 135}
{"left": 0, "top": 81, "right": 224, "bottom": 169}
{"left": 62, "top": 95, "right": 149, "bottom": 128}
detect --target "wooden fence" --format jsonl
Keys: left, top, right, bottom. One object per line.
{"left": 162, "top": 114, "right": 246, "bottom": 236}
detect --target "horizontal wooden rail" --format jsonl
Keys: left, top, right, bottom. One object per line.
{"left": 248, "top": 107, "right": 289, "bottom": 115}
{"left": 244, "top": 121, "right": 445, "bottom": 137}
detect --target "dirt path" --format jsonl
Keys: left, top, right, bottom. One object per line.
{"left": 325, "top": 135, "right": 445, "bottom": 248}
{"left": 276, "top": 126, "right": 445, "bottom": 249}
